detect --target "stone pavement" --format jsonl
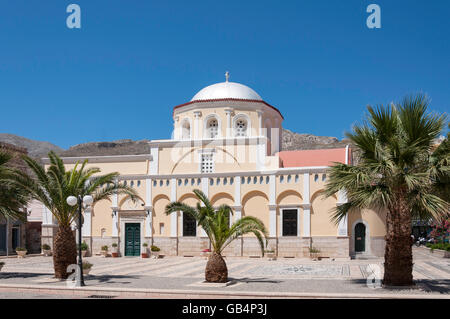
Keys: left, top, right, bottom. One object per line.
{"left": 0, "top": 247, "right": 448, "bottom": 298}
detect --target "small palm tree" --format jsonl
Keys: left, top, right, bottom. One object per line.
{"left": 325, "top": 94, "right": 449, "bottom": 286}
{"left": 12, "top": 151, "right": 137, "bottom": 279}
{"left": 165, "top": 189, "right": 268, "bottom": 283}
{"left": 0, "top": 151, "right": 29, "bottom": 222}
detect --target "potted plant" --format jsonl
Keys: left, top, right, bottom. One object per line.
{"left": 100, "top": 245, "right": 108, "bottom": 257}
{"left": 42, "top": 244, "right": 52, "bottom": 256}
{"left": 80, "top": 241, "right": 89, "bottom": 257}
{"left": 111, "top": 243, "right": 119, "bottom": 257}
{"left": 151, "top": 245, "right": 160, "bottom": 259}
{"left": 0, "top": 262, "right": 4, "bottom": 271}
{"left": 15, "top": 247, "right": 27, "bottom": 258}
{"left": 82, "top": 261, "right": 93, "bottom": 275}
{"left": 309, "top": 247, "right": 321, "bottom": 260}
{"left": 141, "top": 243, "right": 149, "bottom": 258}
{"left": 264, "top": 249, "right": 276, "bottom": 260}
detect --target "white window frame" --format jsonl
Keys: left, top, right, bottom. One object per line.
{"left": 203, "top": 115, "right": 221, "bottom": 139}
{"left": 232, "top": 113, "right": 252, "bottom": 137}
{"left": 198, "top": 149, "right": 216, "bottom": 173}
{"left": 180, "top": 118, "right": 192, "bottom": 140}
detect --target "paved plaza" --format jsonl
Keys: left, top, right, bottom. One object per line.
{"left": 0, "top": 247, "right": 448, "bottom": 298}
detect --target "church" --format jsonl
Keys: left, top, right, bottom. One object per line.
{"left": 42, "top": 74, "right": 387, "bottom": 259}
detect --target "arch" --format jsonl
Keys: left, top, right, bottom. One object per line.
{"left": 180, "top": 117, "right": 191, "bottom": 140}
{"left": 310, "top": 190, "right": 337, "bottom": 203}
{"left": 232, "top": 113, "right": 252, "bottom": 137}
{"left": 170, "top": 148, "right": 196, "bottom": 174}
{"left": 210, "top": 192, "right": 234, "bottom": 207}
{"left": 203, "top": 114, "right": 221, "bottom": 139}
{"left": 178, "top": 193, "right": 199, "bottom": 206}
{"left": 119, "top": 195, "right": 144, "bottom": 211}
{"left": 242, "top": 190, "right": 269, "bottom": 207}
{"left": 152, "top": 194, "right": 170, "bottom": 208}
{"left": 276, "top": 190, "right": 302, "bottom": 205}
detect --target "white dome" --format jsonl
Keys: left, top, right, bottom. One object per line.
{"left": 191, "top": 81, "right": 262, "bottom": 101}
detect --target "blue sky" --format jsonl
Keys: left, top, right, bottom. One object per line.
{"left": 0, "top": 0, "right": 448, "bottom": 149}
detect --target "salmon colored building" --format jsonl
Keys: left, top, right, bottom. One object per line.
{"left": 42, "top": 75, "right": 387, "bottom": 259}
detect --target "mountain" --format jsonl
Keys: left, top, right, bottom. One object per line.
{"left": 0, "top": 133, "right": 64, "bottom": 159}
{"left": 1, "top": 130, "right": 351, "bottom": 159}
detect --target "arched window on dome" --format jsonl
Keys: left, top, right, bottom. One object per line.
{"left": 206, "top": 117, "right": 219, "bottom": 139}
{"left": 181, "top": 119, "right": 191, "bottom": 140}
{"left": 234, "top": 118, "right": 248, "bottom": 137}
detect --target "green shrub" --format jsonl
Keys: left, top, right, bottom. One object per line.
{"left": 15, "top": 247, "right": 27, "bottom": 251}
{"left": 151, "top": 245, "right": 160, "bottom": 252}
{"left": 79, "top": 241, "right": 88, "bottom": 251}
{"left": 142, "top": 243, "right": 148, "bottom": 247}
{"left": 0, "top": 262, "right": 5, "bottom": 266}
{"left": 309, "top": 247, "right": 320, "bottom": 253}
{"left": 101, "top": 245, "right": 108, "bottom": 251}
{"left": 42, "top": 244, "right": 51, "bottom": 250}
{"left": 428, "top": 243, "right": 450, "bottom": 251}
{"left": 112, "top": 243, "right": 118, "bottom": 247}
{"left": 82, "top": 261, "right": 93, "bottom": 269}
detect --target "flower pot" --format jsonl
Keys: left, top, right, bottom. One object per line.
{"left": 151, "top": 251, "right": 160, "bottom": 259}
{"left": 16, "top": 250, "right": 27, "bottom": 258}
{"left": 81, "top": 250, "right": 88, "bottom": 257}
{"left": 0, "top": 265, "right": 3, "bottom": 271}
{"left": 266, "top": 252, "right": 276, "bottom": 260}
{"left": 141, "top": 253, "right": 149, "bottom": 258}
{"left": 100, "top": 250, "right": 108, "bottom": 257}
{"left": 43, "top": 249, "right": 52, "bottom": 256}
{"left": 111, "top": 252, "right": 119, "bottom": 258}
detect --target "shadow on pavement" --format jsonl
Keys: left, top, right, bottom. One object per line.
{"left": 84, "top": 274, "right": 140, "bottom": 285}
{"left": 0, "top": 272, "right": 52, "bottom": 280}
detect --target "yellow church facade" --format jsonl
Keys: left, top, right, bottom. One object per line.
{"left": 42, "top": 76, "right": 387, "bottom": 259}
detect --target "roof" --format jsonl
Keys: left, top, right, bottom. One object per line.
{"left": 191, "top": 81, "right": 263, "bottom": 101}
{"left": 277, "top": 147, "right": 351, "bottom": 168}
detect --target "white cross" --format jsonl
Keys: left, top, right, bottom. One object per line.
{"left": 225, "top": 71, "right": 230, "bottom": 82}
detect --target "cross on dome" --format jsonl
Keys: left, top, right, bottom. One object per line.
{"left": 225, "top": 71, "right": 230, "bottom": 82}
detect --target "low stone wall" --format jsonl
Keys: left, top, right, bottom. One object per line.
{"left": 277, "top": 237, "right": 310, "bottom": 258}
{"left": 370, "top": 236, "right": 385, "bottom": 257}
{"left": 178, "top": 237, "right": 210, "bottom": 256}
{"left": 152, "top": 237, "right": 177, "bottom": 256}
{"left": 309, "top": 237, "right": 349, "bottom": 258}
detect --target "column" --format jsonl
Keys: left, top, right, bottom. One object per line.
{"left": 111, "top": 189, "right": 119, "bottom": 237}
{"left": 234, "top": 176, "right": 241, "bottom": 221}
{"left": 170, "top": 178, "right": 177, "bottom": 237}
{"left": 145, "top": 178, "right": 153, "bottom": 237}
{"left": 194, "top": 111, "right": 202, "bottom": 139}
{"left": 337, "top": 189, "right": 348, "bottom": 236}
{"left": 257, "top": 110, "right": 263, "bottom": 136}
{"left": 82, "top": 206, "right": 92, "bottom": 237}
{"left": 269, "top": 175, "right": 277, "bottom": 237}
{"left": 225, "top": 108, "right": 233, "bottom": 137}
{"left": 302, "top": 173, "right": 311, "bottom": 237}
{"left": 199, "top": 177, "right": 209, "bottom": 237}
{"left": 173, "top": 116, "right": 179, "bottom": 140}
{"left": 150, "top": 147, "right": 159, "bottom": 175}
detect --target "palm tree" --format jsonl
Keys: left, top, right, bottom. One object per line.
{"left": 12, "top": 151, "right": 137, "bottom": 279}
{"left": 0, "top": 151, "right": 29, "bottom": 222}
{"left": 165, "top": 189, "right": 268, "bottom": 283}
{"left": 324, "top": 94, "right": 449, "bottom": 286}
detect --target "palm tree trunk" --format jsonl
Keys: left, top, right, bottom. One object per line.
{"left": 205, "top": 252, "right": 228, "bottom": 283}
{"left": 383, "top": 193, "right": 414, "bottom": 286}
{"left": 53, "top": 225, "right": 77, "bottom": 279}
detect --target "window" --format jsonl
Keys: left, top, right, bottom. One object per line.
{"left": 183, "top": 213, "right": 196, "bottom": 237}
{"left": 181, "top": 120, "right": 191, "bottom": 140}
{"left": 282, "top": 209, "right": 298, "bottom": 236}
{"left": 206, "top": 118, "right": 219, "bottom": 138}
{"left": 235, "top": 118, "right": 248, "bottom": 137}
{"left": 201, "top": 153, "right": 214, "bottom": 173}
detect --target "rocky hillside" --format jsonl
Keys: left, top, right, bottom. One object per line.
{"left": 0, "top": 133, "right": 64, "bottom": 159}
{"left": 1, "top": 130, "right": 352, "bottom": 159}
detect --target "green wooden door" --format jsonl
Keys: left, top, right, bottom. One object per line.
{"left": 355, "top": 223, "right": 366, "bottom": 252}
{"left": 125, "top": 223, "right": 141, "bottom": 256}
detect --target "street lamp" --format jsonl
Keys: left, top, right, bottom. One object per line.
{"left": 66, "top": 194, "right": 93, "bottom": 287}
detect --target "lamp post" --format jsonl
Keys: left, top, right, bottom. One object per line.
{"left": 66, "top": 194, "right": 93, "bottom": 287}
